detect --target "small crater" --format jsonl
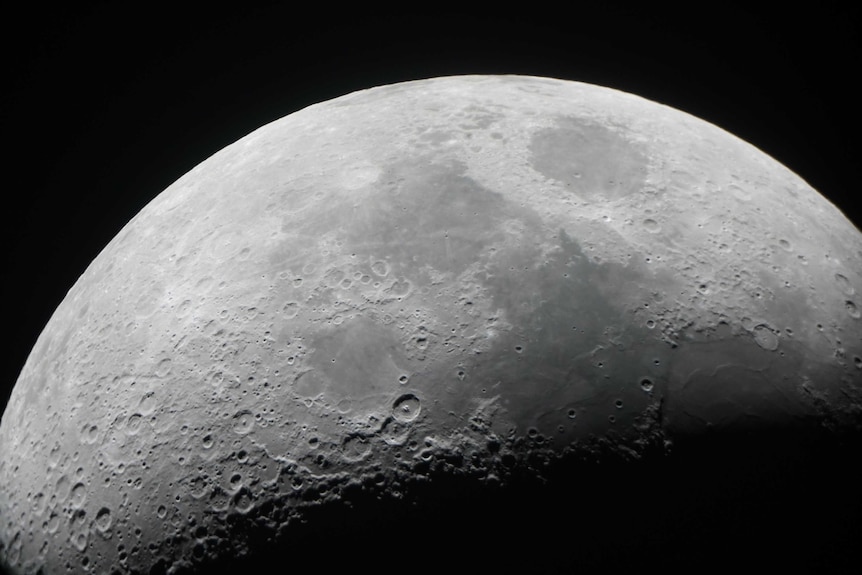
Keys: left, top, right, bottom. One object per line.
{"left": 138, "top": 391, "right": 157, "bottom": 416}
{"left": 94, "top": 507, "right": 113, "bottom": 533}
{"left": 155, "top": 358, "right": 172, "bottom": 378}
{"left": 835, "top": 273, "right": 855, "bottom": 296}
{"left": 854, "top": 356, "right": 862, "bottom": 370}
{"left": 234, "top": 489, "right": 254, "bottom": 513}
{"left": 567, "top": 409, "right": 577, "bottom": 419}
{"left": 33, "top": 492, "right": 46, "bottom": 516}
{"left": 382, "top": 418, "right": 411, "bottom": 446}
{"left": 846, "top": 301, "right": 861, "bottom": 319}
{"left": 232, "top": 410, "right": 255, "bottom": 435}
{"left": 392, "top": 394, "right": 421, "bottom": 423}
{"left": 126, "top": 413, "right": 143, "bottom": 435}
{"left": 752, "top": 324, "right": 779, "bottom": 351}
{"left": 81, "top": 424, "right": 99, "bottom": 444}
{"left": 55, "top": 475, "right": 71, "bottom": 502}
{"left": 341, "top": 435, "right": 372, "bottom": 462}
{"left": 389, "top": 278, "right": 412, "bottom": 297}
{"left": 282, "top": 302, "right": 300, "bottom": 319}
{"left": 208, "top": 370, "right": 226, "bottom": 388}
{"left": 643, "top": 218, "right": 661, "bottom": 233}
{"left": 156, "top": 505, "right": 167, "bottom": 519}
{"left": 639, "top": 377, "right": 654, "bottom": 392}
{"left": 70, "top": 483, "right": 87, "bottom": 509}
{"left": 45, "top": 514, "right": 60, "bottom": 534}
{"left": 202, "top": 434, "right": 215, "bottom": 449}
{"left": 72, "top": 531, "right": 89, "bottom": 552}
{"left": 371, "top": 260, "right": 390, "bottom": 277}
{"left": 210, "top": 485, "right": 231, "bottom": 512}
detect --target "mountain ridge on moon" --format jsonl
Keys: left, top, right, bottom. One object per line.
{"left": 1, "top": 75, "right": 861, "bottom": 574}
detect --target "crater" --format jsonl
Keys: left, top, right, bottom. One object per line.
{"left": 752, "top": 324, "right": 780, "bottom": 351}
{"left": 392, "top": 394, "right": 421, "bottom": 423}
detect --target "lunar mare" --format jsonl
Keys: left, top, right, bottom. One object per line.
{"left": 2, "top": 75, "right": 862, "bottom": 574}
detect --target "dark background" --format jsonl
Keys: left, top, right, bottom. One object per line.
{"left": 1, "top": 3, "right": 859, "bottom": 573}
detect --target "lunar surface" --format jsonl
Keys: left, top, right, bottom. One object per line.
{"left": 2, "top": 75, "right": 861, "bottom": 574}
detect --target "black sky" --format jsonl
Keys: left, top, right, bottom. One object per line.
{"left": 0, "top": 5, "right": 859, "bottom": 571}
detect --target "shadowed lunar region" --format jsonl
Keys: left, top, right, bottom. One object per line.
{"left": 2, "top": 75, "right": 862, "bottom": 574}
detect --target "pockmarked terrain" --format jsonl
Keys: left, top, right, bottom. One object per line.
{"left": 2, "top": 75, "right": 861, "bottom": 574}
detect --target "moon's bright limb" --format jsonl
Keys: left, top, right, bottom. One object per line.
{"left": 1, "top": 75, "right": 860, "bottom": 574}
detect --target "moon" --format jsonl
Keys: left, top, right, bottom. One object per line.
{"left": 1, "top": 75, "right": 861, "bottom": 574}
